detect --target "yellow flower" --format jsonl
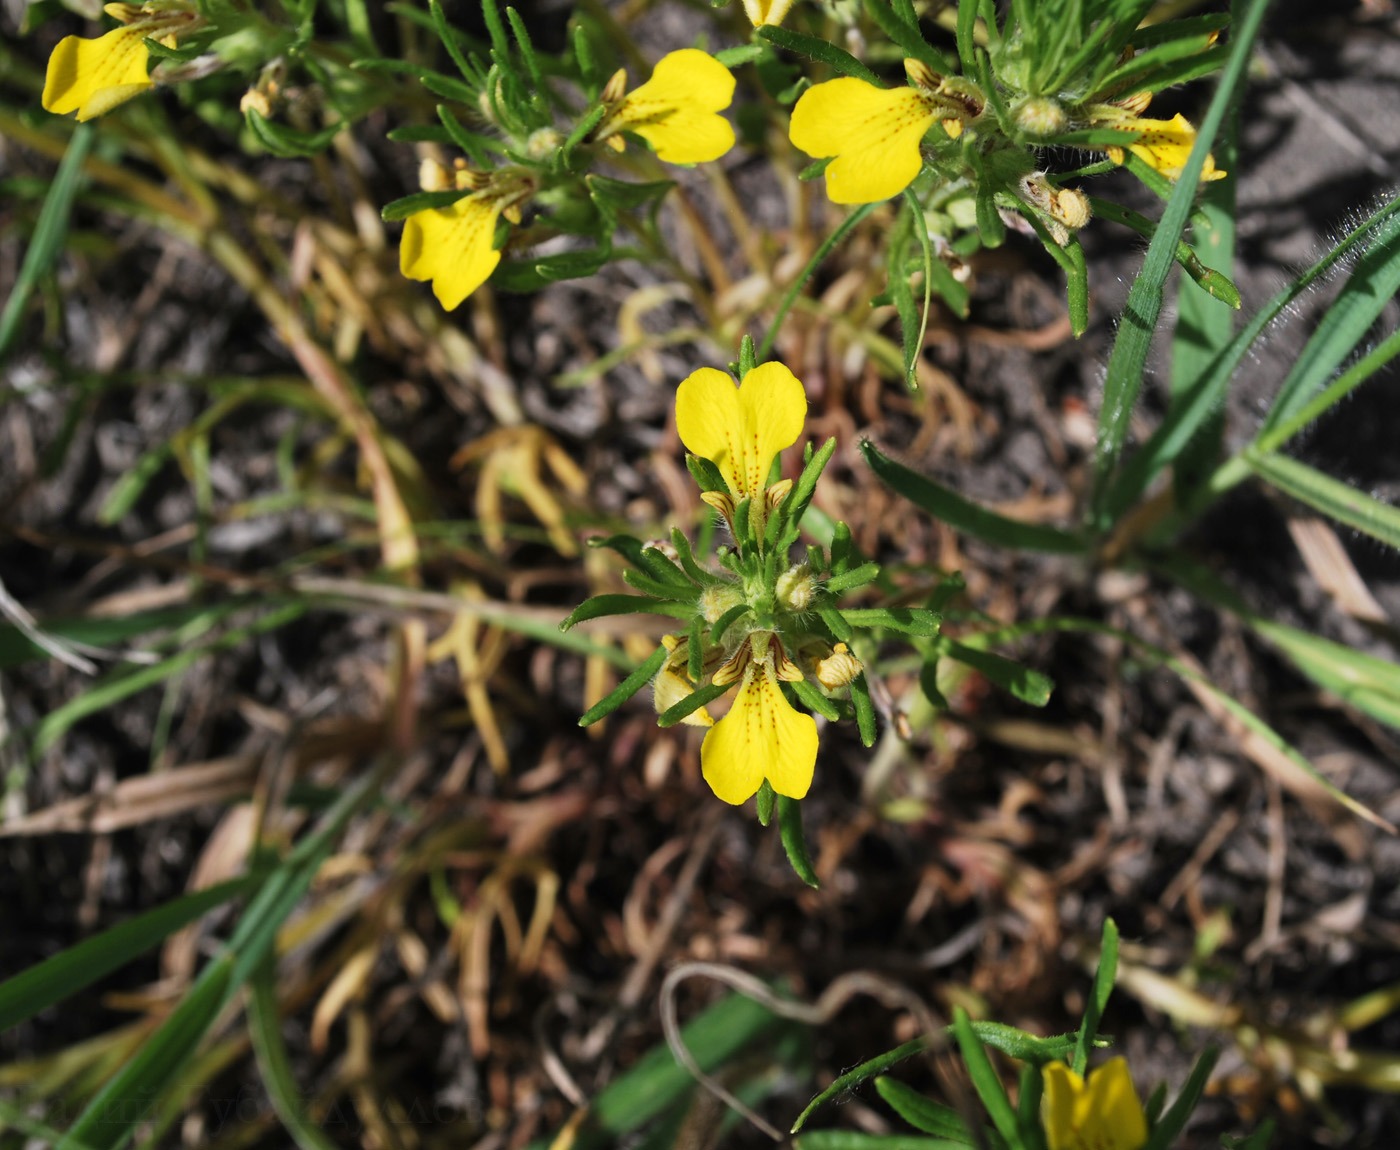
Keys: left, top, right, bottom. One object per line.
{"left": 674, "top": 362, "right": 806, "bottom": 499}
{"left": 702, "top": 632, "right": 818, "bottom": 804}
{"left": 1042, "top": 1058, "right": 1149, "bottom": 1150}
{"left": 399, "top": 172, "right": 535, "bottom": 310}
{"left": 789, "top": 75, "right": 939, "bottom": 205}
{"left": 597, "top": 49, "right": 736, "bottom": 165}
{"left": 43, "top": 2, "right": 198, "bottom": 121}
{"left": 1105, "top": 112, "right": 1226, "bottom": 183}
{"left": 742, "top": 0, "right": 795, "bottom": 25}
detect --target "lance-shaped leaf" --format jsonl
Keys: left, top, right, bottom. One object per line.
{"left": 578, "top": 644, "right": 669, "bottom": 727}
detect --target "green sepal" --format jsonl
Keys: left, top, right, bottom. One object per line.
{"left": 733, "top": 496, "right": 755, "bottom": 552}
{"left": 797, "top": 156, "right": 833, "bottom": 182}
{"left": 788, "top": 678, "right": 840, "bottom": 721}
{"left": 777, "top": 795, "right": 819, "bottom": 888}
{"left": 944, "top": 640, "right": 1053, "bottom": 706}
{"left": 657, "top": 681, "right": 730, "bottom": 728}
{"left": 710, "top": 602, "right": 752, "bottom": 645}
{"left": 824, "top": 562, "right": 880, "bottom": 595}
{"left": 142, "top": 35, "right": 205, "bottom": 64}
{"left": 559, "top": 594, "right": 692, "bottom": 631}
{"left": 559, "top": 104, "right": 607, "bottom": 170}
{"left": 755, "top": 779, "right": 776, "bottom": 826}
{"left": 245, "top": 108, "right": 345, "bottom": 158}
{"left": 381, "top": 189, "right": 469, "bottom": 222}
{"left": 850, "top": 672, "right": 877, "bottom": 746}
{"left": 688, "top": 614, "right": 705, "bottom": 681}
{"left": 738, "top": 334, "right": 758, "bottom": 376}
{"left": 842, "top": 607, "right": 941, "bottom": 637}
{"left": 817, "top": 604, "right": 853, "bottom": 643}
{"left": 686, "top": 453, "right": 730, "bottom": 495}
{"left": 577, "top": 643, "right": 669, "bottom": 726}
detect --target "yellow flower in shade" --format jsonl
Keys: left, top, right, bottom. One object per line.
{"left": 1042, "top": 1058, "right": 1149, "bottom": 1150}
{"left": 674, "top": 362, "right": 806, "bottom": 499}
{"left": 702, "top": 631, "right": 818, "bottom": 804}
{"left": 742, "top": 0, "right": 795, "bottom": 25}
{"left": 42, "top": 2, "right": 199, "bottom": 121}
{"left": 1105, "top": 113, "right": 1226, "bottom": 183}
{"left": 597, "top": 49, "right": 736, "bottom": 165}
{"left": 399, "top": 171, "right": 535, "bottom": 310}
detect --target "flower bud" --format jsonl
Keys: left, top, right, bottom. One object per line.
{"left": 1013, "top": 97, "right": 1067, "bottom": 138}
{"left": 776, "top": 563, "right": 815, "bottom": 612}
{"left": 699, "top": 583, "right": 744, "bottom": 626}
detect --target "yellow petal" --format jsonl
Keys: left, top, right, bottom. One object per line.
{"left": 1041, "top": 1062, "right": 1083, "bottom": 1150}
{"left": 612, "top": 49, "right": 736, "bottom": 164}
{"left": 675, "top": 362, "right": 806, "bottom": 498}
{"left": 742, "top": 0, "right": 795, "bottom": 25}
{"left": 1083, "top": 1058, "right": 1148, "bottom": 1150}
{"left": 789, "top": 78, "right": 936, "bottom": 204}
{"left": 1041, "top": 1058, "right": 1147, "bottom": 1150}
{"left": 399, "top": 195, "right": 505, "bottom": 311}
{"left": 43, "top": 27, "right": 153, "bottom": 120}
{"left": 700, "top": 671, "right": 817, "bottom": 804}
{"left": 1123, "top": 113, "right": 1225, "bottom": 182}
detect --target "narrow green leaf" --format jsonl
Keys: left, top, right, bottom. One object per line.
{"left": 1089, "top": 0, "right": 1270, "bottom": 529}
{"left": 818, "top": 604, "right": 854, "bottom": 642}
{"left": 248, "top": 960, "right": 340, "bottom": 1150}
{"left": 0, "top": 878, "right": 253, "bottom": 1033}
{"left": 789, "top": 678, "right": 841, "bottom": 721}
{"left": 756, "top": 25, "right": 881, "bottom": 84}
{"left": 687, "top": 452, "right": 730, "bottom": 495}
{"left": 951, "top": 1008, "right": 1019, "bottom": 1146}
{"left": 795, "top": 1135, "right": 970, "bottom": 1149}
{"left": 559, "top": 594, "right": 691, "bottom": 631}
{"left": 381, "top": 188, "right": 468, "bottom": 222}
{"left": 864, "top": 0, "right": 951, "bottom": 71}
{"left": 245, "top": 108, "right": 345, "bottom": 157}
{"left": 670, "top": 527, "right": 723, "bottom": 586}
{"left": 1072, "top": 919, "right": 1119, "bottom": 1074}
{"left": 1142, "top": 1046, "right": 1220, "bottom": 1150}
{"left": 851, "top": 672, "right": 877, "bottom": 746}
{"left": 657, "top": 681, "right": 731, "bottom": 727}
{"left": 578, "top": 644, "right": 668, "bottom": 727}
{"left": 432, "top": 0, "right": 482, "bottom": 77}
{"left": 862, "top": 441, "right": 1085, "bottom": 553}
{"left": 875, "top": 1078, "right": 976, "bottom": 1142}
{"left": 943, "top": 642, "right": 1053, "bottom": 706}
{"left": 710, "top": 601, "right": 752, "bottom": 645}
{"left": 825, "top": 562, "right": 881, "bottom": 594}
{"left": 1246, "top": 450, "right": 1400, "bottom": 550}
{"left": 0, "top": 123, "right": 93, "bottom": 364}
{"left": 778, "top": 795, "right": 819, "bottom": 888}
{"left": 841, "top": 607, "right": 941, "bottom": 637}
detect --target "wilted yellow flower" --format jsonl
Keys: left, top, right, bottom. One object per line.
{"left": 399, "top": 170, "right": 535, "bottom": 310}
{"left": 1042, "top": 1058, "right": 1148, "bottom": 1150}
{"left": 597, "top": 49, "right": 736, "bottom": 164}
{"left": 702, "top": 631, "right": 817, "bottom": 804}
{"left": 1105, "top": 112, "right": 1226, "bottom": 182}
{"left": 675, "top": 361, "right": 806, "bottom": 500}
{"left": 42, "top": 1, "right": 199, "bottom": 121}
{"left": 742, "top": 0, "right": 795, "bottom": 26}
{"left": 654, "top": 636, "right": 715, "bottom": 728}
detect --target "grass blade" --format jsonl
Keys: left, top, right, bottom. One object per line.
{"left": 862, "top": 441, "right": 1085, "bottom": 553}
{"left": 0, "top": 125, "right": 94, "bottom": 364}
{"left": 0, "top": 878, "right": 254, "bottom": 1033}
{"left": 1088, "top": 0, "right": 1271, "bottom": 530}
{"left": 1245, "top": 450, "right": 1400, "bottom": 550}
